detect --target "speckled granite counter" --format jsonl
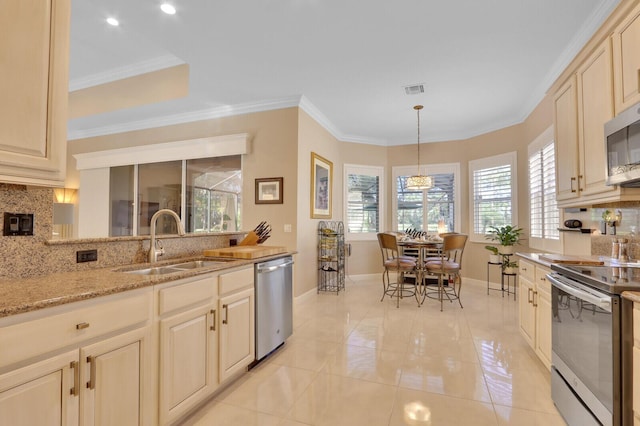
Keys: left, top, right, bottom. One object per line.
{"left": 515, "top": 252, "right": 553, "bottom": 268}
{"left": 0, "top": 253, "right": 294, "bottom": 318}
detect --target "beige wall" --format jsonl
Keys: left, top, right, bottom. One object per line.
{"left": 295, "top": 109, "right": 343, "bottom": 296}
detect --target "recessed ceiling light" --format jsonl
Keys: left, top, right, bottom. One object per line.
{"left": 160, "top": 3, "right": 176, "bottom": 15}
{"left": 106, "top": 17, "right": 119, "bottom": 26}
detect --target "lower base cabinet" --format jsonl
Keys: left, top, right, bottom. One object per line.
{"left": 0, "top": 350, "right": 78, "bottom": 426}
{"left": 0, "top": 327, "right": 150, "bottom": 426}
{"left": 518, "top": 259, "right": 552, "bottom": 370}
{"left": 159, "top": 304, "right": 218, "bottom": 425}
{"left": 218, "top": 267, "right": 255, "bottom": 383}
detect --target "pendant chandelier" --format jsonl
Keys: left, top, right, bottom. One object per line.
{"left": 406, "top": 105, "right": 434, "bottom": 190}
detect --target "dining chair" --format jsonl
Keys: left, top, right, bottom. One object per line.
{"left": 377, "top": 233, "right": 419, "bottom": 308}
{"left": 424, "top": 233, "right": 468, "bottom": 311}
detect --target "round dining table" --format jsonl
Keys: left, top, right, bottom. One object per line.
{"left": 397, "top": 238, "right": 443, "bottom": 304}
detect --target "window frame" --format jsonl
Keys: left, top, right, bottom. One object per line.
{"left": 528, "top": 126, "right": 562, "bottom": 253}
{"left": 343, "top": 164, "right": 385, "bottom": 241}
{"left": 392, "top": 163, "right": 461, "bottom": 234}
{"left": 468, "top": 151, "right": 518, "bottom": 243}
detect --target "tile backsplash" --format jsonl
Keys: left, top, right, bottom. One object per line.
{"left": 0, "top": 184, "right": 243, "bottom": 280}
{"left": 588, "top": 201, "right": 640, "bottom": 259}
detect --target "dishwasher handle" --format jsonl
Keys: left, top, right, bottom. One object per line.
{"left": 256, "top": 259, "right": 294, "bottom": 273}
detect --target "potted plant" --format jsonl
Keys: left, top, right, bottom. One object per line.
{"left": 502, "top": 259, "right": 519, "bottom": 274}
{"left": 485, "top": 245, "right": 502, "bottom": 264}
{"left": 486, "top": 225, "right": 523, "bottom": 255}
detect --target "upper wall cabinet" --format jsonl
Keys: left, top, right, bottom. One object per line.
{"left": 553, "top": 76, "right": 580, "bottom": 204}
{"left": 0, "top": 0, "right": 70, "bottom": 187}
{"left": 613, "top": 2, "right": 640, "bottom": 114}
{"left": 576, "top": 39, "right": 615, "bottom": 198}
{"left": 554, "top": 37, "right": 640, "bottom": 207}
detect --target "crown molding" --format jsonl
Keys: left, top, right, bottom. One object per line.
{"left": 69, "top": 55, "right": 185, "bottom": 92}
{"left": 67, "top": 96, "right": 302, "bottom": 140}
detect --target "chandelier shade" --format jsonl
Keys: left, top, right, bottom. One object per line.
{"left": 405, "top": 105, "right": 434, "bottom": 191}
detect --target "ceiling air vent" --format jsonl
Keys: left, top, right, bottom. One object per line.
{"left": 404, "top": 84, "right": 425, "bottom": 95}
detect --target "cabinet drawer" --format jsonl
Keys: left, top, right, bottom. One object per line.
{"left": 219, "top": 267, "right": 254, "bottom": 295}
{"left": 0, "top": 288, "right": 152, "bottom": 368}
{"left": 634, "top": 346, "right": 640, "bottom": 414}
{"left": 519, "top": 260, "right": 535, "bottom": 281}
{"left": 535, "top": 265, "right": 551, "bottom": 295}
{"left": 158, "top": 276, "right": 216, "bottom": 315}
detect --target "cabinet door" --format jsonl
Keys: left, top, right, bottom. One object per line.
{"left": 577, "top": 39, "right": 616, "bottom": 197}
{"left": 518, "top": 277, "right": 536, "bottom": 348}
{"left": 613, "top": 3, "right": 640, "bottom": 113}
{"left": 219, "top": 288, "right": 255, "bottom": 382}
{"left": 0, "top": 0, "right": 69, "bottom": 186}
{"left": 80, "top": 328, "right": 149, "bottom": 426}
{"left": 0, "top": 350, "right": 78, "bottom": 426}
{"left": 554, "top": 76, "right": 580, "bottom": 201}
{"left": 535, "top": 283, "right": 552, "bottom": 370}
{"left": 159, "top": 305, "right": 218, "bottom": 425}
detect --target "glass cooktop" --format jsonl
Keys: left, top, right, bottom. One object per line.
{"left": 551, "top": 263, "right": 640, "bottom": 294}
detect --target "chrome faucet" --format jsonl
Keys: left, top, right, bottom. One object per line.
{"left": 148, "top": 209, "right": 186, "bottom": 263}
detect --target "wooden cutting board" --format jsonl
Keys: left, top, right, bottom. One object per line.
{"left": 203, "top": 245, "right": 287, "bottom": 259}
{"left": 538, "top": 254, "right": 604, "bottom": 265}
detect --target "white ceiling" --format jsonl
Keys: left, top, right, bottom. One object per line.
{"left": 67, "top": 0, "right": 620, "bottom": 145}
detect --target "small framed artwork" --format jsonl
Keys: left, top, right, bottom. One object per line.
{"left": 311, "top": 152, "right": 332, "bottom": 218}
{"left": 255, "top": 177, "right": 283, "bottom": 204}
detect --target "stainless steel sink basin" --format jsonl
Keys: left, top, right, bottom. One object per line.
{"left": 118, "top": 258, "right": 236, "bottom": 275}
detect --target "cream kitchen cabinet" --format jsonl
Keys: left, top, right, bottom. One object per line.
{"left": 613, "top": 1, "right": 640, "bottom": 114}
{"left": 0, "top": 287, "right": 153, "bottom": 426}
{"left": 553, "top": 76, "right": 580, "bottom": 203}
{"left": 218, "top": 266, "right": 255, "bottom": 383}
{"left": 554, "top": 40, "right": 640, "bottom": 207}
{"left": 0, "top": 0, "right": 70, "bottom": 186}
{"left": 518, "top": 259, "right": 551, "bottom": 370}
{"left": 157, "top": 276, "right": 218, "bottom": 425}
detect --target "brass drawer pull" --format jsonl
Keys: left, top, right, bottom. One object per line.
{"left": 210, "top": 309, "right": 216, "bottom": 331}
{"left": 222, "top": 304, "right": 228, "bottom": 324}
{"left": 76, "top": 322, "right": 90, "bottom": 330}
{"left": 86, "top": 356, "right": 96, "bottom": 389}
{"left": 70, "top": 361, "right": 79, "bottom": 396}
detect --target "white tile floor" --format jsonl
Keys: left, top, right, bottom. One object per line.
{"left": 182, "top": 277, "right": 567, "bottom": 425}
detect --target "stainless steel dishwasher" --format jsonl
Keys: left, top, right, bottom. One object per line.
{"left": 254, "top": 255, "right": 293, "bottom": 361}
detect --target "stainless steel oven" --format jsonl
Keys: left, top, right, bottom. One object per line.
{"left": 548, "top": 264, "right": 635, "bottom": 426}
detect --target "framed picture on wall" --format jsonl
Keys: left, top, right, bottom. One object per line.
{"left": 311, "top": 152, "right": 332, "bottom": 218}
{"left": 255, "top": 177, "right": 283, "bottom": 204}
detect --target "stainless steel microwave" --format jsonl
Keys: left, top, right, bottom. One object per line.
{"left": 605, "top": 102, "right": 640, "bottom": 187}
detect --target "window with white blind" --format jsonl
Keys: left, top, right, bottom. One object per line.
{"left": 392, "top": 163, "right": 461, "bottom": 234}
{"left": 528, "top": 127, "right": 561, "bottom": 252}
{"left": 344, "top": 164, "right": 384, "bottom": 241}
{"left": 469, "top": 152, "right": 518, "bottom": 242}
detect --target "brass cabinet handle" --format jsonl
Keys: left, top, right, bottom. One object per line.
{"left": 528, "top": 288, "right": 533, "bottom": 304}
{"left": 70, "top": 361, "right": 79, "bottom": 396}
{"left": 570, "top": 177, "right": 577, "bottom": 193}
{"left": 533, "top": 291, "right": 538, "bottom": 308}
{"left": 86, "top": 356, "right": 96, "bottom": 390}
{"left": 578, "top": 175, "right": 583, "bottom": 192}
{"left": 222, "top": 304, "right": 228, "bottom": 324}
{"left": 210, "top": 309, "right": 216, "bottom": 331}
{"left": 76, "top": 322, "right": 90, "bottom": 330}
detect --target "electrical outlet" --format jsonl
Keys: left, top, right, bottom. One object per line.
{"left": 77, "top": 249, "right": 98, "bottom": 263}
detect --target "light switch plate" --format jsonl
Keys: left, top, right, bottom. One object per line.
{"left": 3, "top": 213, "right": 34, "bottom": 236}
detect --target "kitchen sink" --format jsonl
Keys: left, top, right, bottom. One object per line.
{"left": 118, "top": 258, "right": 236, "bottom": 275}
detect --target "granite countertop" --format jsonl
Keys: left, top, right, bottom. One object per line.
{"left": 0, "top": 252, "right": 294, "bottom": 318}
{"left": 515, "top": 252, "right": 553, "bottom": 268}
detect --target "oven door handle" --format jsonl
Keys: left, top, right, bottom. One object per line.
{"left": 547, "top": 274, "right": 611, "bottom": 311}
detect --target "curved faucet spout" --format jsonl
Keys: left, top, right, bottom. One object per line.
{"left": 149, "top": 209, "right": 186, "bottom": 263}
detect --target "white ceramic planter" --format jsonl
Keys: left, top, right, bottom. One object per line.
{"left": 489, "top": 254, "right": 502, "bottom": 264}
{"left": 503, "top": 266, "right": 517, "bottom": 274}
{"left": 499, "top": 245, "right": 514, "bottom": 255}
